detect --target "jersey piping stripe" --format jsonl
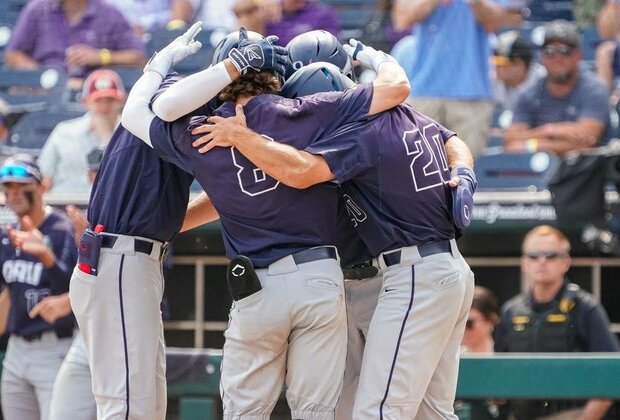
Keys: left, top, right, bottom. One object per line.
{"left": 379, "top": 268, "right": 415, "bottom": 419}
{"left": 118, "top": 255, "right": 131, "bottom": 420}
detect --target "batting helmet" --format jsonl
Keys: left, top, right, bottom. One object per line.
{"left": 285, "top": 30, "right": 354, "bottom": 80}
{"left": 211, "top": 30, "right": 265, "bottom": 65}
{"left": 280, "top": 62, "right": 354, "bottom": 99}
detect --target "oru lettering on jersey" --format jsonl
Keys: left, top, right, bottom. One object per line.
{"left": 2, "top": 260, "right": 44, "bottom": 286}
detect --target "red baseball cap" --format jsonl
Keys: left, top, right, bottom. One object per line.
{"left": 82, "top": 69, "right": 126, "bottom": 103}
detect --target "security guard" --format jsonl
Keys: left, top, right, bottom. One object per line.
{"left": 495, "top": 225, "right": 619, "bottom": 419}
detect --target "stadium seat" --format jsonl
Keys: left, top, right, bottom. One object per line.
{"left": 0, "top": 0, "right": 28, "bottom": 25}
{"left": 2, "top": 109, "right": 83, "bottom": 155}
{"left": 475, "top": 151, "right": 561, "bottom": 190}
{"left": 0, "top": 25, "right": 12, "bottom": 60}
{"left": 0, "top": 67, "right": 65, "bottom": 112}
{"left": 106, "top": 67, "right": 144, "bottom": 91}
{"left": 525, "top": 0, "right": 573, "bottom": 22}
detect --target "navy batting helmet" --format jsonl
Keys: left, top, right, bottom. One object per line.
{"left": 280, "top": 62, "right": 354, "bottom": 99}
{"left": 285, "top": 30, "right": 354, "bottom": 80}
{"left": 211, "top": 30, "right": 264, "bottom": 65}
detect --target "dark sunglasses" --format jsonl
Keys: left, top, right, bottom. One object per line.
{"left": 524, "top": 251, "right": 567, "bottom": 260}
{"left": 542, "top": 44, "right": 575, "bottom": 57}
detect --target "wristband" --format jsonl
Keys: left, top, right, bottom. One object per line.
{"left": 100, "top": 48, "right": 112, "bottom": 66}
{"left": 526, "top": 138, "right": 538, "bottom": 152}
{"left": 167, "top": 19, "right": 186, "bottom": 30}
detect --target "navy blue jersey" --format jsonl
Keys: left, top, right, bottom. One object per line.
{"left": 149, "top": 84, "right": 373, "bottom": 267}
{"left": 87, "top": 75, "right": 195, "bottom": 242}
{"left": 0, "top": 210, "right": 77, "bottom": 336}
{"left": 306, "top": 104, "right": 457, "bottom": 256}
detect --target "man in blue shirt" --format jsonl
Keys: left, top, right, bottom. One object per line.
{"left": 392, "top": 0, "right": 525, "bottom": 157}
{"left": 504, "top": 20, "right": 610, "bottom": 155}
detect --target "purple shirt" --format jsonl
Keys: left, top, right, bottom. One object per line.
{"left": 266, "top": 1, "right": 341, "bottom": 45}
{"left": 148, "top": 85, "right": 373, "bottom": 267}
{"left": 306, "top": 104, "right": 457, "bottom": 256}
{"left": 7, "top": 0, "right": 144, "bottom": 72}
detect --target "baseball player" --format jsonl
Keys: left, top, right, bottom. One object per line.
{"left": 67, "top": 24, "right": 286, "bottom": 420}
{"left": 122, "top": 27, "right": 409, "bottom": 419}
{"left": 193, "top": 55, "right": 477, "bottom": 419}
{"left": 0, "top": 154, "right": 78, "bottom": 420}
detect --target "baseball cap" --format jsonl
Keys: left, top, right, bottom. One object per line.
{"left": 493, "top": 31, "right": 534, "bottom": 66}
{"left": 86, "top": 146, "right": 105, "bottom": 171}
{"left": 542, "top": 20, "right": 581, "bottom": 48}
{"left": 81, "top": 69, "right": 126, "bottom": 103}
{"left": 0, "top": 154, "right": 43, "bottom": 184}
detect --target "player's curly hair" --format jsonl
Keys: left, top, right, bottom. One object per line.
{"left": 218, "top": 70, "right": 281, "bottom": 103}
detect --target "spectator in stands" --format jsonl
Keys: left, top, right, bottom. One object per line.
{"left": 595, "top": 0, "right": 620, "bottom": 90}
{"left": 104, "top": 0, "right": 172, "bottom": 36}
{"left": 5, "top": 0, "right": 146, "bottom": 76}
{"left": 232, "top": 0, "right": 268, "bottom": 34}
{"left": 392, "top": 0, "right": 525, "bottom": 157}
{"left": 495, "top": 225, "right": 619, "bottom": 420}
{"left": 0, "top": 99, "right": 9, "bottom": 144}
{"left": 462, "top": 286, "right": 500, "bottom": 353}
{"left": 504, "top": 20, "right": 609, "bottom": 155}
{"left": 168, "top": 0, "right": 237, "bottom": 31}
{"left": 493, "top": 31, "right": 545, "bottom": 111}
{"left": 265, "top": 0, "right": 341, "bottom": 45}
{"left": 38, "top": 69, "right": 125, "bottom": 193}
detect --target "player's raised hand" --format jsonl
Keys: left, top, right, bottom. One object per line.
{"left": 343, "top": 39, "right": 397, "bottom": 71}
{"left": 449, "top": 166, "right": 477, "bottom": 229}
{"left": 144, "top": 21, "right": 203, "bottom": 78}
{"left": 228, "top": 28, "right": 288, "bottom": 78}
{"left": 191, "top": 105, "right": 248, "bottom": 153}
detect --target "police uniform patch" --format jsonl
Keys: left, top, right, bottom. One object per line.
{"left": 546, "top": 313, "right": 567, "bottom": 323}
{"left": 559, "top": 296, "right": 575, "bottom": 313}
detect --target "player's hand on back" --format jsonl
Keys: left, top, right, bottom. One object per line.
{"left": 228, "top": 28, "right": 288, "bottom": 78}
{"left": 144, "top": 21, "right": 203, "bottom": 78}
{"left": 191, "top": 104, "right": 248, "bottom": 153}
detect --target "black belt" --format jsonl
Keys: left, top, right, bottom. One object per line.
{"left": 291, "top": 247, "right": 337, "bottom": 265}
{"left": 20, "top": 327, "right": 75, "bottom": 342}
{"left": 382, "top": 240, "right": 452, "bottom": 267}
{"left": 342, "top": 260, "right": 379, "bottom": 280}
{"left": 101, "top": 235, "right": 160, "bottom": 256}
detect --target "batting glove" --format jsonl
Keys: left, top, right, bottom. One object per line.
{"left": 144, "top": 21, "right": 203, "bottom": 78}
{"left": 450, "top": 166, "right": 477, "bottom": 229}
{"left": 343, "top": 39, "right": 397, "bottom": 72}
{"left": 228, "top": 28, "right": 288, "bottom": 77}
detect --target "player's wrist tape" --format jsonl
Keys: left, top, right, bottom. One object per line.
{"left": 228, "top": 48, "right": 251, "bottom": 75}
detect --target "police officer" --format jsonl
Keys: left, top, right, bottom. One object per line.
{"left": 0, "top": 154, "right": 78, "bottom": 420}
{"left": 495, "top": 225, "right": 620, "bottom": 419}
